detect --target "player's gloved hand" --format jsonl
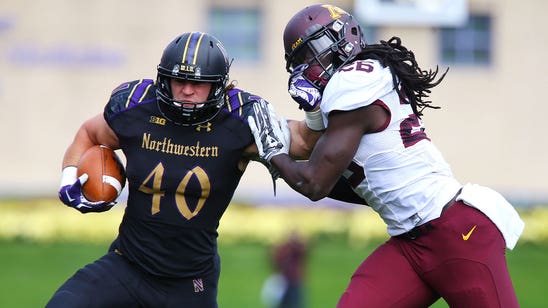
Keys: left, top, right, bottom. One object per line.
{"left": 248, "top": 99, "right": 290, "bottom": 162}
{"left": 288, "top": 64, "right": 322, "bottom": 111}
{"left": 257, "top": 116, "right": 290, "bottom": 177}
{"left": 58, "top": 166, "right": 116, "bottom": 213}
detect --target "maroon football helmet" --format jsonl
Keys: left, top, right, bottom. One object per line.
{"left": 283, "top": 4, "right": 366, "bottom": 90}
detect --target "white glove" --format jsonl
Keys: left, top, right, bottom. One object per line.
{"left": 278, "top": 116, "right": 291, "bottom": 152}
{"left": 248, "top": 99, "right": 289, "bottom": 162}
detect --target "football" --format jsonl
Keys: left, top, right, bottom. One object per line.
{"left": 77, "top": 145, "right": 126, "bottom": 203}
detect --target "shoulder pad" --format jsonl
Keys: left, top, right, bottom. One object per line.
{"left": 224, "top": 88, "right": 267, "bottom": 120}
{"left": 104, "top": 79, "right": 157, "bottom": 120}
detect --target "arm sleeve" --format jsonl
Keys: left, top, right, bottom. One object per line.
{"left": 327, "top": 177, "right": 368, "bottom": 205}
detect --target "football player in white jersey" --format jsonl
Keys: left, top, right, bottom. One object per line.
{"left": 248, "top": 4, "right": 524, "bottom": 308}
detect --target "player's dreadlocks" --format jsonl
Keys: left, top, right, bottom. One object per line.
{"left": 357, "top": 36, "right": 448, "bottom": 118}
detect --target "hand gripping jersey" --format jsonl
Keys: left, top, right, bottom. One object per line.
{"left": 104, "top": 79, "right": 259, "bottom": 278}
{"left": 321, "top": 59, "right": 462, "bottom": 236}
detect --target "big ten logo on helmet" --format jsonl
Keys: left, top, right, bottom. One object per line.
{"left": 179, "top": 64, "right": 196, "bottom": 73}
{"left": 172, "top": 63, "right": 195, "bottom": 74}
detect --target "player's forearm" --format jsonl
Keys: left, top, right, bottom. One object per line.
{"left": 287, "top": 120, "right": 322, "bottom": 160}
{"left": 271, "top": 154, "right": 331, "bottom": 201}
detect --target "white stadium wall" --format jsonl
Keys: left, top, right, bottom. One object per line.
{"left": 0, "top": 0, "right": 547, "bottom": 206}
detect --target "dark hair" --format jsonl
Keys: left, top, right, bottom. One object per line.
{"left": 357, "top": 36, "right": 447, "bottom": 118}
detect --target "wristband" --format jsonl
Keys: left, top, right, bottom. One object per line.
{"left": 60, "top": 166, "right": 78, "bottom": 187}
{"left": 305, "top": 109, "right": 325, "bottom": 131}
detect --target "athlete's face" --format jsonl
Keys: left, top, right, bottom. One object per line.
{"left": 170, "top": 79, "right": 212, "bottom": 106}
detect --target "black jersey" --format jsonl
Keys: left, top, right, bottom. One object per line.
{"left": 104, "top": 79, "right": 258, "bottom": 278}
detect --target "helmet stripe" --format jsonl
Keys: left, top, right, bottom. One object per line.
{"left": 181, "top": 32, "right": 205, "bottom": 65}
{"left": 192, "top": 33, "right": 205, "bottom": 65}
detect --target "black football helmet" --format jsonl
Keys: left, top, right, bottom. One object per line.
{"left": 156, "top": 32, "right": 230, "bottom": 126}
{"left": 283, "top": 4, "right": 366, "bottom": 90}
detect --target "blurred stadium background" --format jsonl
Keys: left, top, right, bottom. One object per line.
{"left": 0, "top": 0, "right": 547, "bottom": 206}
{"left": 1, "top": 0, "right": 548, "bottom": 307}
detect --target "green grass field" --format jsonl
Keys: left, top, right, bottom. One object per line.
{"left": 0, "top": 239, "right": 545, "bottom": 307}
{"left": 1, "top": 200, "right": 547, "bottom": 307}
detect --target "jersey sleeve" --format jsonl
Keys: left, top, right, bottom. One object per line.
{"left": 328, "top": 176, "right": 368, "bottom": 205}
{"left": 217, "top": 87, "right": 270, "bottom": 148}
{"left": 321, "top": 59, "right": 394, "bottom": 114}
{"left": 103, "top": 79, "right": 157, "bottom": 125}
{"left": 225, "top": 87, "right": 269, "bottom": 121}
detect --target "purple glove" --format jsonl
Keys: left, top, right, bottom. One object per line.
{"left": 58, "top": 167, "right": 115, "bottom": 213}
{"left": 288, "top": 64, "right": 322, "bottom": 111}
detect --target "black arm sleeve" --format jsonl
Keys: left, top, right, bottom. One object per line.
{"left": 327, "top": 177, "right": 368, "bottom": 206}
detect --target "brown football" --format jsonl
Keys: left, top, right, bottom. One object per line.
{"left": 77, "top": 145, "right": 126, "bottom": 203}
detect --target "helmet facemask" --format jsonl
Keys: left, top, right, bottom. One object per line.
{"left": 156, "top": 73, "right": 226, "bottom": 126}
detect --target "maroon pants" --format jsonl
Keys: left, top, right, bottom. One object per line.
{"left": 337, "top": 201, "right": 519, "bottom": 308}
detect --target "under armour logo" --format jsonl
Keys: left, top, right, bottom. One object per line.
{"left": 193, "top": 278, "right": 204, "bottom": 292}
{"left": 196, "top": 122, "right": 212, "bottom": 132}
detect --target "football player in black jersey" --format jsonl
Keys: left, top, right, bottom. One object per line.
{"left": 49, "top": 31, "right": 324, "bottom": 308}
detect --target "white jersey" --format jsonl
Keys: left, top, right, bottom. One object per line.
{"left": 321, "top": 59, "right": 462, "bottom": 236}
